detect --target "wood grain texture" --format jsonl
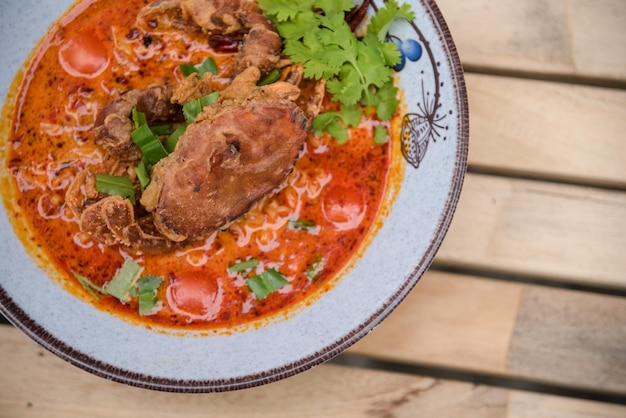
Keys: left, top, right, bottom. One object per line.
{"left": 507, "top": 287, "right": 626, "bottom": 392}
{"left": 352, "top": 271, "right": 524, "bottom": 373}
{"left": 2, "top": 324, "right": 625, "bottom": 418}
{"left": 466, "top": 74, "right": 626, "bottom": 187}
{"left": 0, "top": 324, "right": 507, "bottom": 418}
{"left": 508, "top": 392, "right": 626, "bottom": 418}
{"left": 351, "top": 271, "right": 626, "bottom": 393}
{"left": 435, "top": 173, "right": 626, "bottom": 288}
{"left": 436, "top": 0, "right": 626, "bottom": 83}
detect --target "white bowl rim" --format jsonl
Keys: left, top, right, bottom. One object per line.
{"left": 0, "top": 0, "right": 469, "bottom": 392}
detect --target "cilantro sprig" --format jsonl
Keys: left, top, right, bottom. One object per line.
{"left": 258, "top": 0, "right": 414, "bottom": 143}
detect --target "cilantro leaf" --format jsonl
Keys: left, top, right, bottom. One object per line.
{"left": 326, "top": 64, "right": 363, "bottom": 106}
{"left": 374, "top": 124, "right": 390, "bottom": 145}
{"left": 257, "top": 0, "right": 315, "bottom": 21}
{"left": 368, "top": 0, "right": 416, "bottom": 41}
{"left": 279, "top": 12, "right": 319, "bottom": 42}
{"left": 358, "top": 35, "right": 395, "bottom": 88}
{"left": 313, "top": 102, "right": 363, "bottom": 144}
{"left": 370, "top": 82, "right": 400, "bottom": 121}
{"left": 315, "top": 0, "right": 354, "bottom": 13}
{"left": 259, "top": 0, "right": 414, "bottom": 144}
{"left": 341, "top": 103, "right": 363, "bottom": 127}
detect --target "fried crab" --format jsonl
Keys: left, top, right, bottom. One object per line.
{"left": 66, "top": 0, "right": 325, "bottom": 252}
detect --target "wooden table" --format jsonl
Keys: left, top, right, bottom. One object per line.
{"left": 1, "top": 0, "right": 625, "bottom": 416}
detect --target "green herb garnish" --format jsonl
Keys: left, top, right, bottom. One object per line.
{"left": 149, "top": 123, "right": 175, "bottom": 136}
{"left": 246, "top": 268, "right": 289, "bottom": 300}
{"left": 73, "top": 262, "right": 164, "bottom": 316}
{"left": 373, "top": 124, "right": 390, "bottom": 145}
{"left": 257, "top": 68, "right": 282, "bottom": 86}
{"left": 104, "top": 259, "right": 143, "bottom": 302}
{"left": 229, "top": 258, "right": 260, "bottom": 274}
{"left": 183, "top": 92, "right": 220, "bottom": 124}
{"left": 131, "top": 108, "right": 169, "bottom": 165}
{"left": 134, "top": 159, "right": 151, "bottom": 191}
{"left": 137, "top": 275, "right": 164, "bottom": 316}
{"left": 73, "top": 271, "right": 104, "bottom": 300}
{"left": 132, "top": 106, "right": 148, "bottom": 126}
{"left": 305, "top": 255, "right": 326, "bottom": 280}
{"left": 258, "top": 0, "right": 414, "bottom": 143}
{"left": 287, "top": 219, "right": 317, "bottom": 232}
{"left": 179, "top": 58, "right": 218, "bottom": 78}
{"left": 312, "top": 103, "right": 361, "bottom": 145}
{"left": 165, "top": 125, "right": 186, "bottom": 153}
{"left": 94, "top": 174, "right": 136, "bottom": 205}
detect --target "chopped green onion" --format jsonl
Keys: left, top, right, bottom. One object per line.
{"left": 132, "top": 107, "right": 147, "bottom": 127}
{"left": 137, "top": 275, "right": 164, "bottom": 316}
{"left": 73, "top": 271, "right": 103, "bottom": 300}
{"left": 105, "top": 259, "right": 143, "bottom": 302}
{"left": 229, "top": 258, "right": 260, "bottom": 274}
{"left": 305, "top": 255, "right": 326, "bottom": 280}
{"left": 246, "top": 268, "right": 289, "bottom": 300}
{"left": 131, "top": 123, "right": 169, "bottom": 165}
{"left": 150, "top": 124, "right": 175, "bottom": 136}
{"left": 130, "top": 107, "right": 170, "bottom": 165}
{"left": 165, "top": 125, "right": 186, "bottom": 153}
{"left": 180, "top": 58, "right": 218, "bottom": 78}
{"left": 288, "top": 219, "right": 316, "bottom": 232}
{"left": 134, "top": 159, "right": 150, "bottom": 191}
{"left": 257, "top": 68, "right": 282, "bottom": 86}
{"left": 183, "top": 92, "right": 220, "bottom": 124}
{"left": 95, "top": 174, "right": 136, "bottom": 205}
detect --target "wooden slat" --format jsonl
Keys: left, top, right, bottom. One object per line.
{"left": 351, "top": 271, "right": 626, "bottom": 394}
{"left": 508, "top": 392, "right": 626, "bottom": 418}
{"left": 507, "top": 287, "right": 626, "bottom": 389}
{"left": 434, "top": 173, "right": 626, "bottom": 289}
{"left": 437, "top": 0, "right": 626, "bottom": 83}
{"left": 466, "top": 74, "right": 626, "bottom": 188}
{"left": 1, "top": 325, "right": 625, "bottom": 418}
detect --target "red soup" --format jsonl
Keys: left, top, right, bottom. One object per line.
{"left": 3, "top": 0, "right": 400, "bottom": 330}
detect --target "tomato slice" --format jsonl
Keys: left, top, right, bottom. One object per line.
{"left": 322, "top": 185, "right": 366, "bottom": 231}
{"left": 58, "top": 34, "right": 109, "bottom": 78}
{"left": 166, "top": 272, "right": 223, "bottom": 320}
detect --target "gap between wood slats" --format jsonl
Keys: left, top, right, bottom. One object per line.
{"left": 0, "top": 314, "right": 12, "bottom": 326}
{"left": 466, "top": 166, "right": 626, "bottom": 193}
{"left": 429, "top": 264, "right": 626, "bottom": 298}
{"left": 2, "top": 318, "right": 623, "bottom": 408}
{"left": 463, "top": 65, "right": 626, "bottom": 90}
{"left": 331, "top": 353, "right": 626, "bottom": 406}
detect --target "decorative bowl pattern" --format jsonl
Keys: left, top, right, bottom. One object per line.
{"left": 0, "top": 0, "right": 468, "bottom": 392}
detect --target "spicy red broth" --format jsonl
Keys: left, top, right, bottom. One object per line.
{"left": 2, "top": 0, "right": 401, "bottom": 330}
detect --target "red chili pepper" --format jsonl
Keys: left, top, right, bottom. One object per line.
{"left": 209, "top": 35, "right": 243, "bottom": 53}
{"left": 346, "top": 0, "right": 370, "bottom": 32}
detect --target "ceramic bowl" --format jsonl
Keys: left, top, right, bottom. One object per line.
{"left": 0, "top": 0, "right": 468, "bottom": 392}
